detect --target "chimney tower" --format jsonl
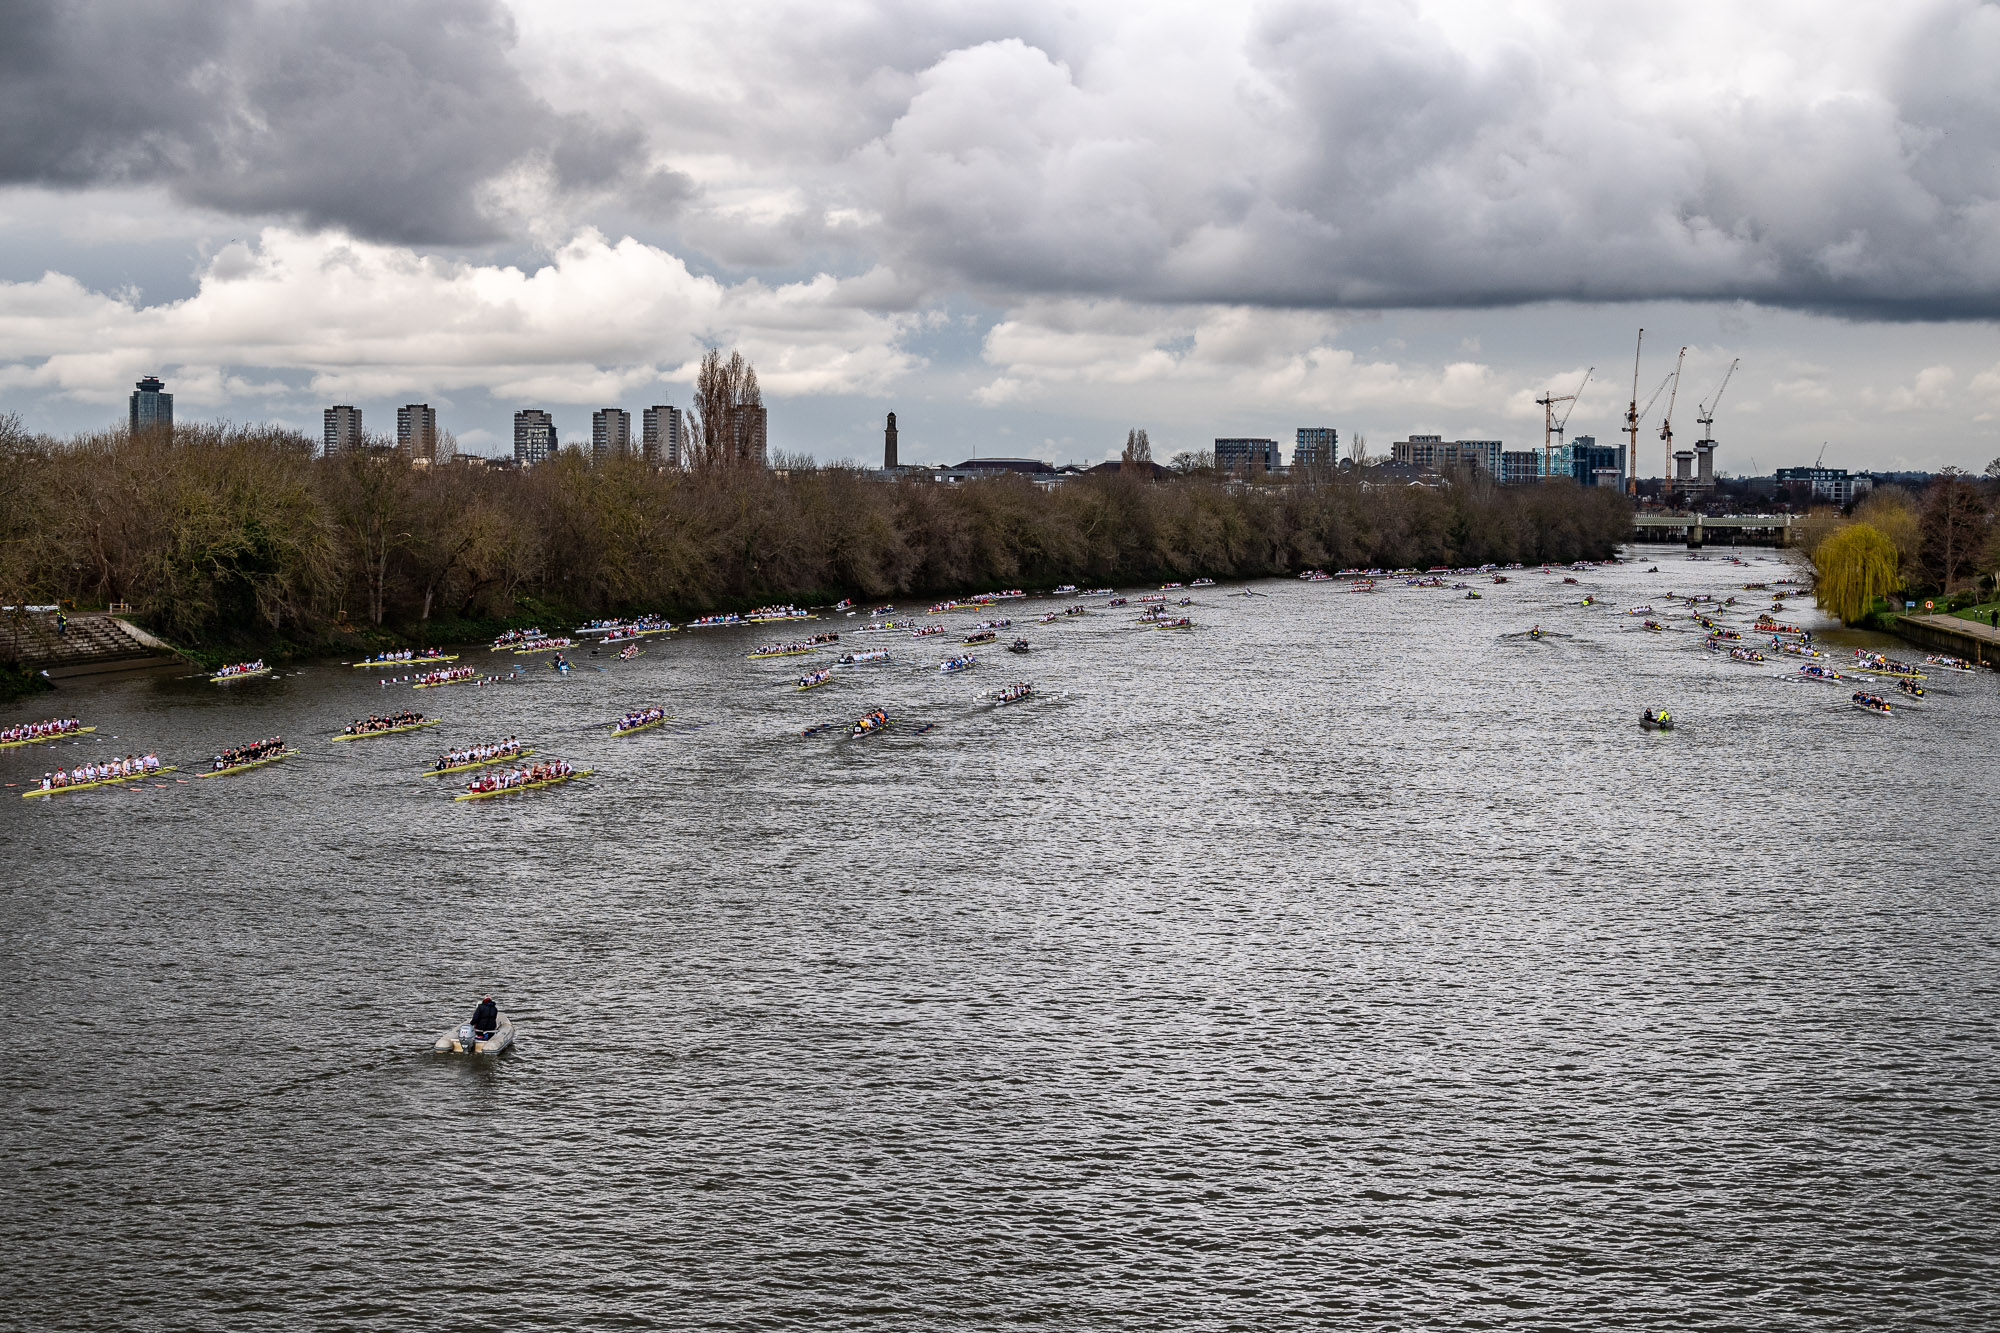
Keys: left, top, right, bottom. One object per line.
{"left": 884, "top": 412, "right": 898, "bottom": 470}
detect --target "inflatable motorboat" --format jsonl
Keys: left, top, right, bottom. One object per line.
{"left": 1639, "top": 709, "right": 1674, "bottom": 732}
{"left": 434, "top": 1015, "right": 515, "bottom": 1055}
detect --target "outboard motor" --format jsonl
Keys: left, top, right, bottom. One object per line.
{"left": 457, "top": 1023, "right": 478, "bottom": 1053}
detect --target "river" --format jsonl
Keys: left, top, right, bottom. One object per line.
{"left": 3, "top": 547, "right": 1996, "bottom": 1330}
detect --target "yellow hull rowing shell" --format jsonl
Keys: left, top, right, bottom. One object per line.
{"left": 211, "top": 668, "right": 272, "bottom": 682}
{"left": 0, "top": 727, "right": 98, "bottom": 749}
{"left": 454, "top": 769, "right": 593, "bottom": 801}
{"left": 351, "top": 655, "right": 459, "bottom": 668}
{"left": 22, "top": 765, "right": 181, "bottom": 798}
{"left": 330, "top": 721, "right": 440, "bottom": 740}
{"left": 196, "top": 749, "right": 300, "bottom": 778}
{"left": 423, "top": 748, "right": 535, "bottom": 776}
{"left": 412, "top": 675, "right": 485, "bottom": 689}
{"left": 748, "top": 647, "right": 819, "bottom": 659}
{"left": 611, "top": 718, "right": 668, "bottom": 736}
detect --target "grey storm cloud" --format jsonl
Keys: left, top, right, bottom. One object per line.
{"left": 0, "top": 0, "right": 687, "bottom": 245}
{"left": 836, "top": 0, "right": 2000, "bottom": 320}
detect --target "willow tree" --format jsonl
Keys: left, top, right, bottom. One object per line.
{"left": 1814, "top": 522, "right": 1900, "bottom": 625}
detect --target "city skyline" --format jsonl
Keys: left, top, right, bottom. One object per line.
{"left": 4, "top": 3, "right": 2000, "bottom": 474}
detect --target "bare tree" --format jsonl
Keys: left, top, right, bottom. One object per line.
{"left": 690, "top": 347, "right": 766, "bottom": 469}
{"left": 1121, "top": 428, "right": 1152, "bottom": 475}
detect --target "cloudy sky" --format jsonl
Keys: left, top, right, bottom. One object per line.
{"left": 4, "top": 0, "right": 2000, "bottom": 472}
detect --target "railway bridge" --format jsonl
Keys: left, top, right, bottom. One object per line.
{"left": 1632, "top": 513, "right": 1798, "bottom": 549}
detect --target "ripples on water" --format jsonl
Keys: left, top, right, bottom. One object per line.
{"left": 2, "top": 548, "right": 1996, "bottom": 1330}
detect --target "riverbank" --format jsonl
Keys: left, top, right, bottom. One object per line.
{"left": 1888, "top": 613, "right": 2000, "bottom": 666}
{"left": 3, "top": 427, "right": 1633, "bottom": 652}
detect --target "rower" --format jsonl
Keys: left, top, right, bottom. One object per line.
{"left": 470, "top": 995, "right": 499, "bottom": 1038}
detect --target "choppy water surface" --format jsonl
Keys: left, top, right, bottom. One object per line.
{"left": 3, "top": 548, "right": 1996, "bottom": 1330}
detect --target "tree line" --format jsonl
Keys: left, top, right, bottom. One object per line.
{"left": 1806, "top": 468, "right": 1999, "bottom": 623}
{"left": 0, "top": 416, "right": 1633, "bottom": 649}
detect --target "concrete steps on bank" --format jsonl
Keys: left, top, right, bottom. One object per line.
{"left": 0, "top": 613, "right": 186, "bottom": 681}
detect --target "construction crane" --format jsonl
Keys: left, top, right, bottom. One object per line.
{"left": 1536, "top": 367, "right": 1592, "bottom": 480}
{"left": 1658, "top": 346, "right": 1687, "bottom": 499}
{"left": 1696, "top": 358, "right": 1738, "bottom": 439}
{"left": 1624, "top": 329, "right": 1644, "bottom": 496}
{"left": 1687, "top": 356, "right": 1739, "bottom": 492}
{"left": 1555, "top": 367, "right": 1593, "bottom": 455}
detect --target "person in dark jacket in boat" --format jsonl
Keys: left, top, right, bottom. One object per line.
{"left": 470, "top": 996, "right": 499, "bottom": 1037}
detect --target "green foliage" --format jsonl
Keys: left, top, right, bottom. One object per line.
{"left": 1813, "top": 523, "right": 1901, "bottom": 625}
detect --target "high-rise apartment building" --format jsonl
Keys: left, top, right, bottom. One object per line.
{"left": 130, "top": 376, "right": 173, "bottom": 434}
{"left": 1214, "top": 437, "right": 1282, "bottom": 474}
{"left": 398, "top": 403, "right": 445, "bottom": 462}
{"left": 1566, "top": 436, "right": 1626, "bottom": 490}
{"left": 1294, "top": 426, "right": 1338, "bottom": 469}
{"left": 1391, "top": 435, "right": 1501, "bottom": 473}
{"left": 729, "top": 404, "right": 768, "bottom": 467}
{"left": 323, "top": 404, "right": 364, "bottom": 455}
{"left": 592, "top": 408, "right": 633, "bottom": 463}
{"left": 642, "top": 405, "right": 683, "bottom": 468}
{"left": 1500, "top": 450, "right": 1542, "bottom": 485}
{"left": 514, "top": 409, "right": 557, "bottom": 467}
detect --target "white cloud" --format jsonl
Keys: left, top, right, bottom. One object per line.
{"left": 0, "top": 228, "right": 923, "bottom": 406}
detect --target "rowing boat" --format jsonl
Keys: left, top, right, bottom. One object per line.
{"left": 330, "top": 720, "right": 439, "bottom": 740}
{"left": 454, "top": 769, "right": 593, "bottom": 801}
{"left": 350, "top": 654, "right": 457, "bottom": 667}
{"left": 748, "top": 646, "right": 819, "bottom": 659}
{"left": 196, "top": 749, "right": 299, "bottom": 778}
{"left": 424, "top": 748, "right": 534, "bottom": 776}
{"left": 0, "top": 726, "right": 96, "bottom": 749}
{"left": 411, "top": 671, "right": 484, "bottom": 689}
{"left": 22, "top": 765, "right": 180, "bottom": 798}
{"left": 513, "top": 638, "right": 574, "bottom": 655}
{"left": 210, "top": 667, "right": 271, "bottom": 682}
{"left": 611, "top": 716, "right": 668, "bottom": 736}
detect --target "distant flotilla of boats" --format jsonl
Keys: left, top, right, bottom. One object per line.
{"left": 17, "top": 564, "right": 1986, "bottom": 805}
